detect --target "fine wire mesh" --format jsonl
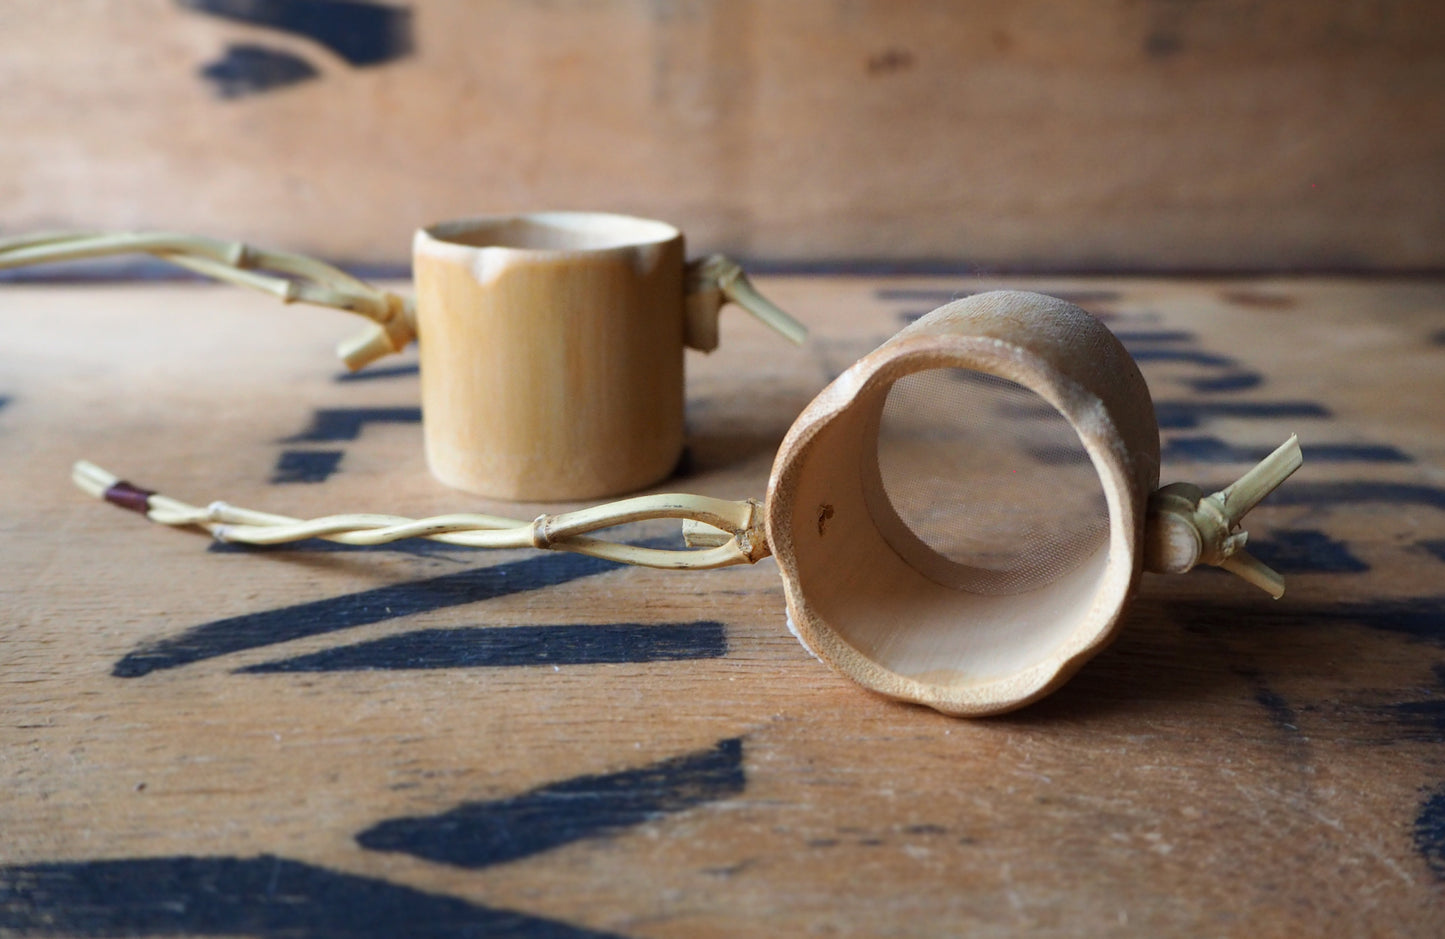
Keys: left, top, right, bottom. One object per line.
{"left": 874, "top": 367, "right": 1110, "bottom": 595}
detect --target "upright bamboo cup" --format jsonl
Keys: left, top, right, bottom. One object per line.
{"left": 413, "top": 213, "right": 689, "bottom": 501}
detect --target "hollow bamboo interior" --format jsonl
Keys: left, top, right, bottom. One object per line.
{"left": 765, "top": 291, "right": 1160, "bottom": 715}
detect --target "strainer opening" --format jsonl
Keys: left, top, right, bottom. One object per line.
{"left": 868, "top": 366, "right": 1110, "bottom": 596}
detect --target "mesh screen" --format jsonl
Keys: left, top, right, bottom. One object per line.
{"left": 873, "top": 367, "right": 1110, "bottom": 595}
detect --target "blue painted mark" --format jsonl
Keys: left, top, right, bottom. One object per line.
{"left": 0, "top": 396, "right": 9, "bottom": 410}
{"left": 335, "top": 363, "right": 420, "bottom": 382}
{"left": 1153, "top": 400, "right": 1330, "bottom": 429}
{"left": 1129, "top": 348, "right": 1238, "bottom": 368}
{"left": 1233, "top": 668, "right": 1300, "bottom": 733}
{"left": 1114, "top": 330, "right": 1196, "bottom": 344}
{"left": 0, "top": 855, "right": 623, "bottom": 937}
{"left": 270, "top": 449, "right": 343, "bottom": 483}
{"left": 200, "top": 44, "right": 318, "bottom": 98}
{"left": 1162, "top": 437, "right": 1409, "bottom": 464}
{"left": 1170, "top": 597, "right": 1445, "bottom": 645}
{"left": 877, "top": 288, "right": 1121, "bottom": 305}
{"left": 1005, "top": 399, "right": 1330, "bottom": 429}
{"left": 1422, "top": 540, "right": 1445, "bottom": 563}
{"left": 1416, "top": 789, "right": 1445, "bottom": 879}
{"left": 880, "top": 289, "right": 973, "bottom": 304}
{"left": 112, "top": 547, "right": 658, "bottom": 678}
{"left": 180, "top": 0, "right": 414, "bottom": 67}
{"left": 1220, "top": 290, "right": 1297, "bottom": 310}
{"left": 1188, "top": 372, "right": 1262, "bottom": 393}
{"left": 357, "top": 739, "right": 745, "bottom": 869}
{"left": 1125, "top": 348, "right": 1262, "bottom": 394}
{"left": 1391, "top": 701, "right": 1445, "bottom": 742}
{"left": 1270, "top": 482, "right": 1445, "bottom": 511}
{"left": 1246, "top": 530, "right": 1369, "bottom": 574}
{"left": 239, "top": 621, "right": 728, "bottom": 672}
{"left": 1388, "top": 664, "right": 1445, "bottom": 745}
{"left": 284, "top": 406, "right": 420, "bottom": 442}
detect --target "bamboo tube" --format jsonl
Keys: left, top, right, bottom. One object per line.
{"left": 412, "top": 212, "right": 804, "bottom": 501}
{"left": 414, "top": 214, "right": 687, "bottom": 500}
{"left": 764, "top": 291, "right": 1162, "bottom": 716}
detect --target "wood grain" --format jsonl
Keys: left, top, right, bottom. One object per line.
{"left": 2, "top": 275, "right": 1445, "bottom": 936}
{"left": 1, "top": 1, "right": 1441, "bottom": 270}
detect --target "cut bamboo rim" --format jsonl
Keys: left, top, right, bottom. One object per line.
{"left": 764, "top": 291, "right": 1161, "bottom": 716}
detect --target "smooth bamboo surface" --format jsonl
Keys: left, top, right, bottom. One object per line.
{"left": 413, "top": 214, "right": 687, "bottom": 500}
{"left": 3, "top": 275, "right": 1445, "bottom": 937}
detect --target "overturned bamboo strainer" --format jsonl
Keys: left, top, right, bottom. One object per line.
{"left": 47, "top": 276, "right": 1295, "bottom": 715}
{"left": 769, "top": 292, "right": 1169, "bottom": 714}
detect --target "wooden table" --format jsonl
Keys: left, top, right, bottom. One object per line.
{"left": 2, "top": 276, "right": 1442, "bottom": 937}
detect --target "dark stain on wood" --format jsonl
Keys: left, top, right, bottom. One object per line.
{"left": 1270, "top": 481, "right": 1445, "bottom": 511}
{"left": 1170, "top": 596, "right": 1445, "bottom": 646}
{"left": 0, "top": 854, "right": 625, "bottom": 937}
{"left": 111, "top": 548, "right": 652, "bottom": 677}
{"left": 270, "top": 449, "right": 343, "bottom": 483}
{"left": 1152, "top": 400, "right": 1331, "bottom": 429}
{"left": 200, "top": 44, "right": 319, "bottom": 98}
{"left": 1162, "top": 436, "right": 1409, "bottom": 465}
{"left": 283, "top": 406, "right": 421, "bottom": 442}
{"left": 334, "top": 362, "right": 420, "bottom": 382}
{"left": 880, "top": 287, "right": 1122, "bottom": 306}
{"left": 1221, "top": 290, "right": 1298, "bottom": 310}
{"left": 1245, "top": 530, "right": 1370, "bottom": 575}
{"left": 237, "top": 621, "right": 728, "bottom": 672}
{"left": 356, "top": 738, "right": 746, "bottom": 869}
{"left": 1416, "top": 789, "right": 1445, "bottom": 879}
{"left": 181, "top": 0, "right": 414, "bottom": 67}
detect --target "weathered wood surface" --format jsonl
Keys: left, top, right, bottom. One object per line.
{"left": 2, "top": 276, "right": 1444, "bottom": 936}
{"left": 2, "top": 0, "right": 1443, "bottom": 270}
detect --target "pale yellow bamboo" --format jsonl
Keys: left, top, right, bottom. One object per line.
{"left": 0, "top": 230, "right": 415, "bottom": 369}
{"left": 72, "top": 461, "right": 767, "bottom": 570}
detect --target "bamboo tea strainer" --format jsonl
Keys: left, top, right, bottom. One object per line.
{"left": 4, "top": 230, "right": 1300, "bottom": 716}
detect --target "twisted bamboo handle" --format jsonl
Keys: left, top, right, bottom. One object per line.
{"left": 72, "top": 461, "right": 770, "bottom": 570}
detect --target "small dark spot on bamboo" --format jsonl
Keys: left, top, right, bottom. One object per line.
{"left": 866, "top": 48, "right": 915, "bottom": 76}
{"left": 817, "top": 504, "right": 835, "bottom": 536}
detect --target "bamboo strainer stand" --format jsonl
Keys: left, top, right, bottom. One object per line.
{"left": 3, "top": 231, "right": 1300, "bottom": 716}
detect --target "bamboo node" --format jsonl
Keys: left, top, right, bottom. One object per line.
{"left": 684, "top": 254, "right": 806, "bottom": 352}
{"left": 1143, "top": 435, "right": 1303, "bottom": 598}
{"left": 530, "top": 514, "right": 554, "bottom": 550}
